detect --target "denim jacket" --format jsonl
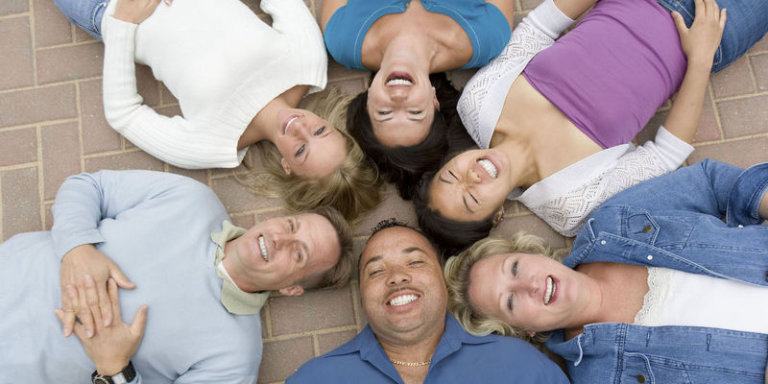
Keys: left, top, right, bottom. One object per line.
{"left": 546, "top": 160, "right": 768, "bottom": 383}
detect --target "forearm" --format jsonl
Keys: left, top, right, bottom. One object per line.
{"left": 662, "top": 61, "right": 713, "bottom": 144}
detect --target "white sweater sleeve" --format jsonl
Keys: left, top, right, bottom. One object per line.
{"left": 101, "top": 16, "right": 244, "bottom": 169}
{"left": 458, "top": 0, "right": 575, "bottom": 147}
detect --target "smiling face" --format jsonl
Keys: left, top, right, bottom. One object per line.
{"left": 359, "top": 226, "right": 447, "bottom": 341}
{"left": 366, "top": 70, "right": 440, "bottom": 147}
{"left": 223, "top": 213, "right": 341, "bottom": 295}
{"left": 429, "top": 148, "right": 513, "bottom": 222}
{"left": 467, "top": 253, "right": 589, "bottom": 333}
{"left": 273, "top": 108, "right": 348, "bottom": 179}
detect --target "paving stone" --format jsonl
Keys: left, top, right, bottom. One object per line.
{"left": 491, "top": 213, "right": 567, "bottom": 251}
{"left": 711, "top": 56, "right": 755, "bottom": 99}
{"left": 0, "top": 127, "right": 37, "bottom": 166}
{"left": 317, "top": 329, "right": 358, "bottom": 355}
{"left": 45, "top": 202, "right": 53, "bottom": 230}
{"left": 41, "top": 122, "right": 81, "bottom": 199}
{"left": 268, "top": 287, "right": 355, "bottom": 336}
{"left": 353, "top": 192, "right": 417, "bottom": 237}
{"left": 74, "top": 26, "right": 97, "bottom": 43}
{"left": 749, "top": 34, "right": 768, "bottom": 54}
{"left": 2, "top": 167, "right": 41, "bottom": 241}
{"left": 327, "top": 77, "right": 367, "bottom": 98}
{"left": 751, "top": 54, "right": 768, "bottom": 92}
{"left": 0, "top": 17, "right": 34, "bottom": 90}
{"left": 79, "top": 79, "right": 122, "bottom": 154}
{"left": 84, "top": 150, "right": 165, "bottom": 172}
{"left": 0, "top": 84, "right": 77, "bottom": 127}
{"left": 258, "top": 337, "right": 314, "bottom": 383}
{"left": 33, "top": 0, "right": 74, "bottom": 48}
{"left": 717, "top": 95, "right": 768, "bottom": 139}
{"left": 211, "top": 175, "right": 282, "bottom": 213}
{"left": 166, "top": 165, "right": 209, "bottom": 185}
{"left": 136, "top": 64, "right": 161, "bottom": 107}
{"left": 229, "top": 214, "right": 256, "bottom": 230}
{"left": 36, "top": 42, "right": 104, "bottom": 84}
{"left": 160, "top": 83, "right": 178, "bottom": 105}
{"left": 0, "top": 0, "right": 27, "bottom": 16}
{"left": 521, "top": 0, "right": 544, "bottom": 11}
{"left": 690, "top": 138, "right": 768, "bottom": 168}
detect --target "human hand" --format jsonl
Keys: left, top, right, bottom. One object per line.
{"left": 114, "top": 0, "right": 172, "bottom": 25}
{"left": 60, "top": 244, "right": 135, "bottom": 338}
{"left": 55, "top": 277, "right": 148, "bottom": 376}
{"left": 672, "top": 0, "right": 726, "bottom": 68}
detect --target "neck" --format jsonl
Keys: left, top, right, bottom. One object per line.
{"left": 377, "top": 319, "right": 445, "bottom": 366}
{"left": 564, "top": 268, "right": 607, "bottom": 333}
{"left": 378, "top": 33, "right": 438, "bottom": 73}
{"left": 221, "top": 241, "right": 264, "bottom": 293}
{"left": 495, "top": 138, "right": 541, "bottom": 190}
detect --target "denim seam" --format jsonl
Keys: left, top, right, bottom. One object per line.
{"left": 91, "top": 1, "right": 108, "bottom": 36}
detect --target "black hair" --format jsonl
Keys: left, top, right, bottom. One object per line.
{"left": 412, "top": 153, "right": 496, "bottom": 258}
{"left": 357, "top": 218, "right": 444, "bottom": 277}
{"left": 348, "top": 73, "right": 475, "bottom": 200}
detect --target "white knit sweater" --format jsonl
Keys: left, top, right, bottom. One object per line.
{"left": 100, "top": 0, "right": 328, "bottom": 169}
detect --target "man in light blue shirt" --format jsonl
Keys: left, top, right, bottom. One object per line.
{"left": 0, "top": 170, "right": 353, "bottom": 383}
{"left": 287, "top": 220, "right": 567, "bottom": 383}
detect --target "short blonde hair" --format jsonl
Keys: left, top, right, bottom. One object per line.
{"left": 238, "top": 88, "right": 382, "bottom": 222}
{"left": 445, "top": 232, "right": 567, "bottom": 348}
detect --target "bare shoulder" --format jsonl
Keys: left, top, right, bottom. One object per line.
{"left": 486, "top": 0, "right": 515, "bottom": 31}
{"left": 320, "top": 0, "right": 348, "bottom": 32}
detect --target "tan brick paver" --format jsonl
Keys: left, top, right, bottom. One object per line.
{"left": 1, "top": 0, "right": 767, "bottom": 382}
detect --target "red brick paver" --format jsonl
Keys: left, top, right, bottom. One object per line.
{"left": 1, "top": 1, "right": 767, "bottom": 383}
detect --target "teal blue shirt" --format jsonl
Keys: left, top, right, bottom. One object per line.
{"left": 0, "top": 170, "right": 262, "bottom": 383}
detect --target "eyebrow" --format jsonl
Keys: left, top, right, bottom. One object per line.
{"left": 296, "top": 218, "right": 310, "bottom": 262}
{"left": 362, "top": 255, "right": 383, "bottom": 271}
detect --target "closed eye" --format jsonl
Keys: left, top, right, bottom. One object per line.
{"left": 507, "top": 294, "right": 514, "bottom": 312}
{"left": 294, "top": 144, "right": 306, "bottom": 157}
{"left": 314, "top": 126, "right": 326, "bottom": 136}
{"left": 512, "top": 261, "right": 518, "bottom": 276}
{"left": 469, "top": 193, "right": 479, "bottom": 205}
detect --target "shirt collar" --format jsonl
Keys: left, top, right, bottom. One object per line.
{"left": 211, "top": 220, "right": 269, "bottom": 315}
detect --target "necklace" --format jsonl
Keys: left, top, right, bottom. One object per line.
{"left": 389, "top": 358, "right": 431, "bottom": 367}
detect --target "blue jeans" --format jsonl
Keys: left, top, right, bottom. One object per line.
{"left": 657, "top": 0, "right": 768, "bottom": 72}
{"left": 53, "top": 0, "right": 109, "bottom": 41}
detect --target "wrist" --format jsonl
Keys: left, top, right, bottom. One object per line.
{"left": 686, "top": 56, "right": 714, "bottom": 72}
{"left": 96, "top": 359, "right": 131, "bottom": 376}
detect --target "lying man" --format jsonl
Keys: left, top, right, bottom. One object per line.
{"left": 0, "top": 170, "right": 353, "bottom": 383}
{"left": 287, "top": 219, "right": 568, "bottom": 383}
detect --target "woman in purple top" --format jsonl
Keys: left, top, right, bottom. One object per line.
{"left": 415, "top": 0, "right": 768, "bottom": 256}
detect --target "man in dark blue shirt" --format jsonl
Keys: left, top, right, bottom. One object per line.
{"left": 288, "top": 219, "right": 568, "bottom": 383}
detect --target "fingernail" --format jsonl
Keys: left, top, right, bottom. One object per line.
{"left": 85, "top": 330, "right": 93, "bottom": 338}
{"left": 66, "top": 285, "right": 75, "bottom": 293}
{"left": 104, "top": 318, "right": 110, "bottom": 326}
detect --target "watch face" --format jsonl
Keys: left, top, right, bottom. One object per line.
{"left": 92, "top": 377, "right": 112, "bottom": 384}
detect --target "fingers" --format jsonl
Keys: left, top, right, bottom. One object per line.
{"left": 671, "top": 11, "right": 688, "bottom": 35}
{"left": 110, "top": 266, "right": 136, "bottom": 290}
{"left": 130, "top": 305, "right": 149, "bottom": 338}
{"left": 60, "top": 285, "right": 78, "bottom": 337}
{"left": 108, "top": 278, "right": 122, "bottom": 321}
{"left": 719, "top": 8, "right": 727, "bottom": 30}
{"left": 81, "top": 275, "right": 99, "bottom": 338}
{"left": 73, "top": 283, "right": 95, "bottom": 338}
{"left": 96, "top": 276, "right": 113, "bottom": 327}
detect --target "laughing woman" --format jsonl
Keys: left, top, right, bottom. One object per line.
{"left": 446, "top": 159, "right": 768, "bottom": 383}
{"left": 415, "top": 0, "right": 768, "bottom": 254}
{"left": 320, "top": 0, "right": 515, "bottom": 199}
{"left": 53, "top": 0, "right": 380, "bottom": 220}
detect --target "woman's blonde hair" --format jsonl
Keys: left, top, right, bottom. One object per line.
{"left": 238, "top": 88, "right": 382, "bottom": 222}
{"left": 445, "top": 232, "right": 567, "bottom": 349}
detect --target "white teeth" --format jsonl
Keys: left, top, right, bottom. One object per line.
{"left": 388, "top": 294, "right": 418, "bottom": 307}
{"left": 478, "top": 159, "right": 498, "bottom": 179}
{"left": 386, "top": 78, "right": 413, "bottom": 86}
{"left": 258, "top": 236, "right": 269, "bottom": 261}
{"left": 544, "top": 276, "right": 555, "bottom": 305}
{"left": 284, "top": 116, "right": 299, "bottom": 135}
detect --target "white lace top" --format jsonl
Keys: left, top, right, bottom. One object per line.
{"left": 457, "top": 0, "right": 693, "bottom": 237}
{"left": 635, "top": 268, "right": 768, "bottom": 335}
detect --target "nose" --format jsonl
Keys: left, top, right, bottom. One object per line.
{"left": 389, "top": 88, "right": 408, "bottom": 102}
{"left": 386, "top": 266, "right": 411, "bottom": 286}
{"left": 512, "top": 275, "right": 538, "bottom": 297}
{"left": 272, "top": 233, "right": 295, "bottom": 249}
{"left": 467, "top": 168, "right": 481, "bottom": 184}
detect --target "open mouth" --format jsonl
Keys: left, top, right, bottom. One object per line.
{"left": 387, "top": 293, "right": 420, "bottom": 307}
{"left": 477, "top": 158, "right": 498, "bottom": 179}
{"left": 544, "top": 276, "right": 556, "bottom": 305}
{"left": 386, "top": 72, "right": 414, "bottom": 87}
{"left": 258, "top": 235, "right": 269, "bottom": 261}
{"left": 282, "top": 115, "right": 300, "bottom": 135}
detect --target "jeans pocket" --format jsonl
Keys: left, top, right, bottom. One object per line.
{"left": 623, "top": 353, "right": 693, "bottom": 384}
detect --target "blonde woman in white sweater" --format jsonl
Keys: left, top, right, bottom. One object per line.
{"left": 54, "top": 0, "right": 381, "bottom": 220}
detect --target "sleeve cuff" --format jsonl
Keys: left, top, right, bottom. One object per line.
{"left": 528, "top": 0, "right": 577, "bottom": 40}
{"left": 650, "top": 125, "right": 695, "bottom": 170}
{"left": 54, "top": 231, "right": 106, "bottom": 261}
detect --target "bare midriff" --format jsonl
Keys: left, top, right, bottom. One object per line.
{"left": 491, "top": 75, "right": 603, "bottom": 181}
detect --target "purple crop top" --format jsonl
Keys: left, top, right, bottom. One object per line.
{"left": 522, "top": 0, "right": 687, "bottom": 149}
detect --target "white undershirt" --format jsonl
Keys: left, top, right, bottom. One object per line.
{"left": 634, "top": 267, "right": 768, "bottom": 334}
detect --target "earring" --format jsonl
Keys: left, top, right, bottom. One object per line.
{"left": 527, "top": 331, "right": 536, "bottom": 338}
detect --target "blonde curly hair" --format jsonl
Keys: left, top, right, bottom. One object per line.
{"left": 445, "top": 232, "right": 568, "bottom": 349}
{"left": 238, "top": 88, "right": 382, "bottom": 222}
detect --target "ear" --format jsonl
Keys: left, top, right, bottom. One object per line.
{"left": 280, "top": 157, "right": 292, "bottom": 175}
{"left": 432, "top": 87, "right": 440, "bottom": 111}
{"left": 492, "top": 208, "right": 505, "bottom": 227}
{"left": 279, "top": 285, "right": 305, "bottom": 296}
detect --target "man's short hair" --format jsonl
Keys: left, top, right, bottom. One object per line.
{"left": 357, "top": 218, "right": 443, "bottom": 279}
{"left": 297, "top": 205, "right": 354, "bottom": 290}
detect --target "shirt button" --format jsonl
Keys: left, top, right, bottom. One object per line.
{"left": 601, "top": 240, "right": 606, "bottom": 245}
{"left": 647, "top": 255, "right": 653, "bottom": 260}
{"left": 642, "top": 225, "right": 652, "bottom": 233}
{"left": 738, "top": 224, "right": 744, "bottom": 228}
{"left": 637, "top": 374, "right": 647, "bottom": 383}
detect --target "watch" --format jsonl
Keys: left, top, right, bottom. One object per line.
{"left": 91, "top": 361, "right": 136, "bottom": 384}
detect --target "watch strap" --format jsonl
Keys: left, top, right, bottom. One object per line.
{"left": 92, "top": 361, "right": 136, "bottom": 384}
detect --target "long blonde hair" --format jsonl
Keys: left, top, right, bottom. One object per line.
{"left": 445, "top": 233, "right": 568, "bottom": 349}
{"left": 238, "top": 88, "right": 382, "bottom": 222}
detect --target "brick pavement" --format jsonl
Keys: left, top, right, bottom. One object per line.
{"left": 1, "top": 0, "right": 767, "bottom": 382}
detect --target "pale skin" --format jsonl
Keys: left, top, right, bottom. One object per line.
{"left": 430, "top": 0, "right": 727, "bottom": 223}
{"left": 320, "top": 0, "right": 515, "bottom": 147}
{"left": 114, "top": 0, "right": 347, "bottom": 179}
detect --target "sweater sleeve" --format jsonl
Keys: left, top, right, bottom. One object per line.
{"left": 457, "top": 0, "right": 575, "bottom": 147}
{"left": 50, "top": 170, "right": 207, "bottom": 260}
{"left": 101, "top": 16, "right": 245, "bottom": 169}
